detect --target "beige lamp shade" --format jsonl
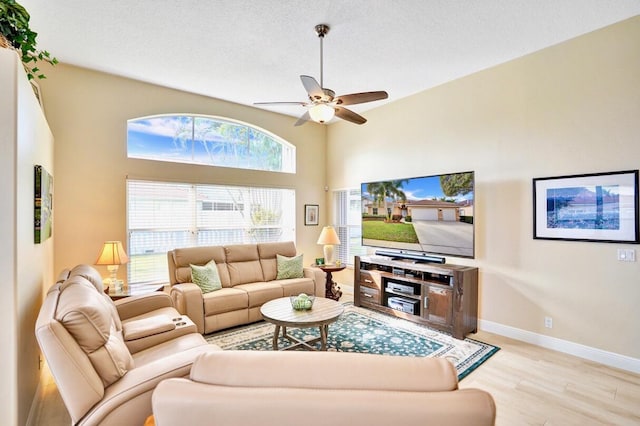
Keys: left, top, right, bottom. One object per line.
{"left": 317, "top": 226, "right": 341, "bottom": 265}
{"left": 95, "top": 241, "right": 129, "bottom": 265}
{"left": 317, "top": 226, "right": 341, "bottom": 245}
{"left": 95, "top": 241, "right": 129, "bottom": 283}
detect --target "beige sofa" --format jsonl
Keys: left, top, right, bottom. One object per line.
{"left": 151, "top": 350, "right": 497, "bottom": 426}
{"left": 167, "top": 241, "right": 326, "bottom": 334}
{"left": 35, "top": 264, "right": 221, "bottom": 426}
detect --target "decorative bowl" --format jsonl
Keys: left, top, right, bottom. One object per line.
{"left": 290, "top": 294, "right": 315, "bottom": 311}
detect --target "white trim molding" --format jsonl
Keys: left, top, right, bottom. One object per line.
{"left": 479, "top": 320, "right": 640, "bottom": 374}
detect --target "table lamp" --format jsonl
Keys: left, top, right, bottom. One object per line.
{"left": 95, "top": 241, "right": 129, "bottom": 288}
{"left": 317, "top": 226, "right": 341, "bottom": 265}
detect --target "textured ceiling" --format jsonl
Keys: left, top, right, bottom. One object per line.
{"left": 21, "top": 0, "right": 640, "bottom": 123}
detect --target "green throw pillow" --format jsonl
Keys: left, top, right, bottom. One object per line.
{"left": 190, "top": 261, "right": 222, "bottom": 293}
{"left": 276, "top": 254, "right": 304, "bottom": 279}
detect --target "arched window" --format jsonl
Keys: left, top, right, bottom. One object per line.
{"left": 127, "top": 114, "right": 295, "bottom": 173}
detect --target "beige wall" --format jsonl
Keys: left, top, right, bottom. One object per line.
{"left": 39, "top": 65, "right": 329, "bottom": 281}
{"left": 1, "top": 49, "right": 55, "bottom": 426}
{"left": 328, "top": 17, "right": 640, "bottom": 359}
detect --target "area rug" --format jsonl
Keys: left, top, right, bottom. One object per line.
{"left": 206, "top": 303, "right": 499, "bottom": 380}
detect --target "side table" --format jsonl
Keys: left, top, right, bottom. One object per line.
{"left": 108, "top": 283, "right": 166, "bottom": 300}
{"left": 316, "top": 264, "right": 345, "bottom": 301}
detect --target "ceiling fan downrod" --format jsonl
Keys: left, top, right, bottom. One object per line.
{"left": 315, "top": 24, "right": 329, "bottom": 89}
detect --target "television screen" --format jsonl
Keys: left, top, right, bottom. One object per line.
{"left": 361, "top": 171, "right": 475, "bottom": 259}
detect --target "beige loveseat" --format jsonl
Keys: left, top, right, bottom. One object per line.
{"left": 35, "top": 265, "right": 221, "bottom": 426}
{"left": 167, "top": 241, "right": 325, "bottom": 334}
{"left": 151, "top": 350, "right": 497, "bottom": 426}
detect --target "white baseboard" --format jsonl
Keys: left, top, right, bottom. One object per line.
{"left": 479, "top": 319, "right": 640, "bottom": 374}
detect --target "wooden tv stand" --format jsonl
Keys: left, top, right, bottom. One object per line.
{"left": 354, "top": 255, "right": 478, "bottom": 339}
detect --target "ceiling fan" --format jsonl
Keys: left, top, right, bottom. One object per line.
{"left": 255, "top": 24, "right": 388, "bottom": 126}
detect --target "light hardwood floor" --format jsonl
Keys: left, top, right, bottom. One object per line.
{"left": 31, "top": 284, "right": 640, "bottom": 426}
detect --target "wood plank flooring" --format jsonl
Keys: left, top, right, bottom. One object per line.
{"left": 30, "top": 284, "right": 640, "bottom": 426}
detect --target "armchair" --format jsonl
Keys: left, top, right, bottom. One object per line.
{"left": 36, "top": 264, "right": 220, "bottom": 426}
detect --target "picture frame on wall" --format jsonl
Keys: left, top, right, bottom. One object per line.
{"left": 304, "top": 204, "right": 319, "bottom": 226}
{"left": 34, "top": 165, "right": 53, "bottom": 243}
{"left": 533, "top": 170, "right": 639, "bottom": 243}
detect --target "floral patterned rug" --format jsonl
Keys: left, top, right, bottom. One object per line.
{"left": 205, "top": 303, "right": 499, "bottom": 380}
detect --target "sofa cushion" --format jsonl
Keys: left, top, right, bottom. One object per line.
{"left": 203, "top": 288, "right": 249, "bottom": 315}
{"left": 258, "top": 241, "right": 297, "bottom": 281}
{"left": 69, "top": 264, "right": 123, "bottom": 332}
{"left": 234, "top": 282, "right": 283, "bottom": 308}
{"left": 276, "top": 254, "right": 304, "bottom": 279}
{"left": 277, "top": 278, "right": 316, "bottom": 297}
{"left": 56, "top": 277, "right": 133, "bottom": 387}
{"left": 190, "top": 261, "right": 222, "bottom": 293}
{"left": 69, "top": 264, "right": 105, "bottom": 292}
{"left": 225, "top": 244, "right": 264, "bottom": 285}
{"left": 171, "top": 246, "right": 230, "bottom": 287}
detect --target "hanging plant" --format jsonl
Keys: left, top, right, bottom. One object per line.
{"left": 0, "top": 0, "right": 58, "bottom": 80}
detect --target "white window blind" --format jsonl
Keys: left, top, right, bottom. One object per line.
{"left": 127, "top": 180, "right": 295, "bottom": 285}
{"left": 333, "top": 188, "right": 366, "bottom": 267}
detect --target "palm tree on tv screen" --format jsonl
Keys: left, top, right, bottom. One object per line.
{"left": 367, "top": 180, "right": 408, "bottom": 221}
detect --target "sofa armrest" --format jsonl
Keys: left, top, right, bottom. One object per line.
{"left": 123, "top": 316, "right": 176, "bottom": 341}
{"left": 115, "top": 292, "right": 174, "bottom": 321}
{"left": 304, "top": 267, "right": 326, "bottom": 298}
{"left": 170, "top": 283, "right": 205, "bottom": 333}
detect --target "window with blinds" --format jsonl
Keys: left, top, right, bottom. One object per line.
{"left": 333, "top": 188, "right": 367, "bottom": 266}
{"left": 127, "top": 180, "right": 295, "bottom": 285}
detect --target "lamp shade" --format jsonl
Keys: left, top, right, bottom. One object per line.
{"left": 95, "top": 241, "right": 129, "bottom": 266}
{"left": 309, "top": 104, "right": 335, "bottom": 124}
{"left": 317, "top": 226, "right": 341, "bottom": 245}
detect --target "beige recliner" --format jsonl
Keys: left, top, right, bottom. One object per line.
{"left": 35, "top": 264, "right": 221, "bottom": 426}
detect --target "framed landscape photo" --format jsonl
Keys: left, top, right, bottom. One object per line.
{"left": 305, "top": 204, "right": 319, "bottom": 226}
{"left": 533, "top": 170, "right": 639, "bottom": 243}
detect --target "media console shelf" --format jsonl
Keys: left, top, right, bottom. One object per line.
{"left": 354, "top": 255, "right": 478, "bottom": 340}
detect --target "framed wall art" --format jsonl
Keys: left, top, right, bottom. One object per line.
{"left": 34, "top": 165, "right": 53, "bottom": 243}
{"left": 533, "top": 170, "right": 639, "bottom": 243}
{"left": 304, "top": 204, "right": 319, "bottom": 226}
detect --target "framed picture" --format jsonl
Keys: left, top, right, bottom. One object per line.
{"left": 34, "top": 165, "right": 53, "bottom": 243}
{"left": 305, "top": 204, "right": 319, "bottom": 226}
{"left": 533, "top": 170, "right": 639, "bottom": 243}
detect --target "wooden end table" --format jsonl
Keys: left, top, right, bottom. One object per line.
{"left": 108, "top": 283, "right": 165, "bottom": 300}
{"left": 260, "top": 297, "right": 344, "bottom": 351}
{"left": 316, "top": 264, "right": 346, "bottom": 301}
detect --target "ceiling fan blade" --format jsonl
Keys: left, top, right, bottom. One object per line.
{"left": 334, "top": 107, "right": 367, "bottom": 125}
{"left": 294, "top": 111, "right": 311, "bottom": 127}
{"left": 300, "top": 75, "right": 324, "bottom": 100}
{"left": 254, "top": 101, "right": 307, "bottom": 106}
{"left": 335, "top": 91, "right": 389, "bottom": 106}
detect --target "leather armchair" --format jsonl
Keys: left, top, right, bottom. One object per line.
{"left": 36, "top": 264, "right": 221, "bottom": 426}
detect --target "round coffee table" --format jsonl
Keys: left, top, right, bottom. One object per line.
{"left": 260, "top": 297, "right": 344, "bottom": 351}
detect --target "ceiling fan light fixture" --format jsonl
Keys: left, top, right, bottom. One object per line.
{"left": 309, "top": 103, "right": 335, "bottom": 123}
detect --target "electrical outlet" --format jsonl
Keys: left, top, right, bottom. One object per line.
{"left": 617, "top": 249, "right": 636, "bottom": 262}
{"left": 544, "top": 316, "right": 553, "bottom": 328}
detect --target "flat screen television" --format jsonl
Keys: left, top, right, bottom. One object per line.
{"left": 361, "top": 171, "right": 475, "bottom": 260}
